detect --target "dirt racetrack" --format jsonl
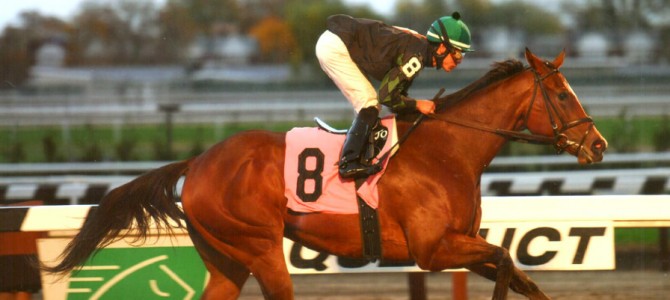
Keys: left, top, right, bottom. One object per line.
{"left": 238, "top": 270, "right": 669, "bottom": 299}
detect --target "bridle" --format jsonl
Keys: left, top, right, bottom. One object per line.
{"left": 430, "top": 64, "right": 595, "bottom": 155}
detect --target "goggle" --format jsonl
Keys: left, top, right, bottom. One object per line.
{"left": 434, "top": 48, "right": 464, "bottom": 70}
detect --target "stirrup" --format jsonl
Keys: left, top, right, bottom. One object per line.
{"left": 339, "top": 161, "right": 382, "bottom": 179}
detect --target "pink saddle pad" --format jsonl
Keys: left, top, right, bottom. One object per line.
{"left": 284, "top": 116, "right": 397, "bottom": 214}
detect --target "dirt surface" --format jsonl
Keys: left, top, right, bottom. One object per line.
{"left": 238, "top": 270, "right": 670, "bottom": 299}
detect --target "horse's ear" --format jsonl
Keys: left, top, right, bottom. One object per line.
{"left": 526, "top": 48, "right": 564, "bottom": 71}
{"left": 524, "top": 47, "right": 542, "bottom": 71}
{"left": 552, "top": 49, "right": 566, "bottom": 68}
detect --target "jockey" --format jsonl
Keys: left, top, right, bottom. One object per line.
{"left": 316, "top": 12, "right": 473, "bottom": 178}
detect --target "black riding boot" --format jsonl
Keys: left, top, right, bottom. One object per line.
{"left": 339, "top": 107, "right": 380, "bottom": 178}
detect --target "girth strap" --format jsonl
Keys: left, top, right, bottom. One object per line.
{"left": 355, "top": 177, "right": 382, "bottom": 261}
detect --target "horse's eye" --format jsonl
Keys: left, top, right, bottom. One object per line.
{"left": 558, "top": 92, "right": 568, "bottom": 101}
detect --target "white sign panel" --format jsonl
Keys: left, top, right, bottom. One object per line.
{"left": 283, "top": 221, "right": 615, "bottom": 273}
{"left": 38, "top": 222, "right": 614, "bottom": 299}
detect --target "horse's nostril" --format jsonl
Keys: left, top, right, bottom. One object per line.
{"left": 592, "top": 139, "right": 606, "bottom": 153}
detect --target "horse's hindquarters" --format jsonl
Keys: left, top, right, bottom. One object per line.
{"left": 181, "top": 131, "right": 296, "bottom": 297}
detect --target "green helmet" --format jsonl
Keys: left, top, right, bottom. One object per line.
{"left": 426, "top": 12, "right": 473, "bottom": 52}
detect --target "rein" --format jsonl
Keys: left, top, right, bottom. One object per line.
{"left": 429, "top": 66, "right": 594, "bottom": 154}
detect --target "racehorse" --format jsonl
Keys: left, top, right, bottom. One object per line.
{"left": 45, "top": 48, "right": 607, "bottom": 300}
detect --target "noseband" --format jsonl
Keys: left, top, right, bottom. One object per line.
{"left": 430, "top": 64, "right": 595, "bottom": 155}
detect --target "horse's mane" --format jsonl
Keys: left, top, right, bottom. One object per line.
{"left": 434, "top": 59, "right": 526, "bottom": 111}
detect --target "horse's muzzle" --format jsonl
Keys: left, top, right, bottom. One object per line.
{"left": 590, "top": 138, "right": 607, "bottom": 162}
{"left": 578, "top": 137, "right": 607, "bottom": 164}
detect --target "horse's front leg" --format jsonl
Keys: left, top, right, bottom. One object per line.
{"left": 467, "top": 263, "right": 551, "bottom": 300}
{"left": 465, "top": 236, "right": 551, "bottom": 300}
{"left": 408, "top": 231, "right": 514, "bottom": 300}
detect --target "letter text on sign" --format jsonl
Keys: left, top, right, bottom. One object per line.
{"left": 481, "top": 221, "right": 614, "bottom": 270}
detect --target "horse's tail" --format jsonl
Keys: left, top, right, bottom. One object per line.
{"left": 43, "top": 160, "right": 191, "bottom": 274}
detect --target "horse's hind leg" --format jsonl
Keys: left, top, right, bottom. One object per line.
{"left": 201, "top": 257, "right": 250, "bottom": 300}
{"left": 188, "top": 224, "right": 250, "bottom": 300}
{"left": 187, "top": 220, "right": 292, "bottom": 300}
{"left": 247, "top": 245, "right": 294, "bottom": 299}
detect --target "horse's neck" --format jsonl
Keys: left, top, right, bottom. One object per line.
{"left": 430, "top": 74, "right": 532, "bottom": 175}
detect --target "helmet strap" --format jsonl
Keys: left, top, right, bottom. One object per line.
{"left": 434, "top": 47, "right": 447, "bottom": 70}
{"left": 437, "top": 20, "right": 455, "bottom": 54}
{"left": 432, "top": 20, "right": 455, "bottom": 70}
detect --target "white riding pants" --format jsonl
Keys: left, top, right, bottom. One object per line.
{"left": 315, "top": 30, "right": 379, "bottom": 113}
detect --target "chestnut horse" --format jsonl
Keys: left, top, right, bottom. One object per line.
{"left": 46, "top": 49, "right": 607, "bottom": 299}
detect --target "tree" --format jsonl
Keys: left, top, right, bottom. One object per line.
{"left": 114, "top": 0, "right": 162, "bottom": 63}
{"left": 71, "top": 4, "right": 124, "bottom": 64}
{"left": 483, "top": 1, "right": 563, "bottom": 36}
{"left": 169, "top": 0, "right": 241, "bottom": 34}
{"left": 565, "top": 0, "right": 670, "bottom": 59}
{"left": 451, "top": 0, "right": 493, "bottom": 27}
{"left": 0, "top": 27, "right": 32, "bottom": 88}
{"left": 394, "top": 0, "right": 449, "bottom": 31}
{"left": 157, "top": 1, "right": 200, "bottom": 63}
{"left": 284, "top": 0, "right": 381, "bottom": 67}
{"left": 158, "top": 0, "right": 244, "bottom": 66}
{"left": 71, "top": 0, "right": 163, "bottom": 65}
{"left": 0, "top": 12, "right": 71, "bottom": 88}
{"left": 237, "top": 0, "right": 289, "bottom": 31}
{"left": 248, "top": 16, "right": 299, "bottom": 63}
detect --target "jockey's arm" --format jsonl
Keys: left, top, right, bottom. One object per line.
{"left": 378, "top": 54, "right": 434, "bottom": 115}
{"left": 378, "top": 68, "right": 415, "bottom": 113}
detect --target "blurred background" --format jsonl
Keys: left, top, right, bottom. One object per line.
{"left": 0, "top": 1, "right": 669, "bottom": 299}
{"left": 0, "top": 0, "right": 668, "bottom": 163}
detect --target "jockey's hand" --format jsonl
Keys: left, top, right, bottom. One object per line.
{"left": 416, "top": 99, "right": 435, "bottom": 115}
